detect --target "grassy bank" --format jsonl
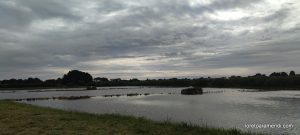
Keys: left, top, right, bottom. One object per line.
{"left": 0, "top": 101, "right": 260, "bottom": 135}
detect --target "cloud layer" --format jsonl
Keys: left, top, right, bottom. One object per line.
{"left": 1, "top": 0, "right": 300, "bottom": 79}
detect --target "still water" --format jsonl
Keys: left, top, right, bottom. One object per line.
{"left": 1, "top": 87, "right": 299, "bottom": 135}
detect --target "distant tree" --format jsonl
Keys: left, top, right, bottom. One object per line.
{"left": 129, "top": 78, "right": 139, "bottom": 82}
{"left": 253, "top": 73, "right": 266, "bottom": 77}
{"left": 270, "top": 72, "right": 288, "bottom": 77}
{"left": 229, "top": 76, "right": 241, "bottom": 79}
{"left": 26, "top": 78, "right": 42, "bottom": 84}
{"left": 289, "top": 71, "right": 296, "bottom": 76}
{"left": 280, "top": 72, "right": 288, "bottom": 77}
{"left": 2, "top": 70, "right": 300, "bottom": 89}
{"left": 270, "top": 72, "right": 277, "bottom": 77}
{"left": 62, "top": 70, "right": 93, "bottom": 85}
{"left": 45, "top": 79, "right": 57, "bottom": 84}
{"left": 110, "top": 78, "right": 121, "bottom": 82}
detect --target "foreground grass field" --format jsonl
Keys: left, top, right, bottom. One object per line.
{"left": 0, "top": 101, "right": 260, "bottom": 135}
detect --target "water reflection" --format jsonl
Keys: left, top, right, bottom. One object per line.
{"left": 0, "top": 87, "right": 299, "bottom": 135}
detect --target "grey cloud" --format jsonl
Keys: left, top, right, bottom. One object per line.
{"left": 0, "top": 1, "right": 33, "bottom": 30}
{"left": 208, "top": 0, "right": 262, "bottom": 10}
{"left": 263, "top": 8, "right": 291, "bottom": 25}
{"left": 16, "top": 0, "right": 80, "bottom": 20}
{"left": 0, "top": 0, "right": 300, "bottom": 79}
{"left": 198, "top": 39, "right": 300, "bottom": 70}
{"left": 97, "top": 0, "right": 126, "bottom": 13}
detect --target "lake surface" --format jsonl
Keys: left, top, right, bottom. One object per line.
{"left": 1, "top": 87, "right": 299, "bottom": 135}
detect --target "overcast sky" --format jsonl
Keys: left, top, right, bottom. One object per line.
{"left": 1, "top": 0, "right": 300, "bottom": 80}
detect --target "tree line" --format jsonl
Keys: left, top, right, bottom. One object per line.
{"left": 1, "top": 70, "right": 300, "bottom": 90}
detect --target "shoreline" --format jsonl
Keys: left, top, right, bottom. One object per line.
{"left": 1, "top": 86, "right": 300, "bottom": 91}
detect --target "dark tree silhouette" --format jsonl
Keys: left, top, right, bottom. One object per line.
{"left": 289, "top": 71, "right": 296, "bottom": 76}
{"left": 270, "top": 72, "right": 288, "bottom": 77}
{"left": 62, "top": 70, "right": 93, "bottom": 86}
{"left": 1, "top": 70, "right": 300, "bottom": 90}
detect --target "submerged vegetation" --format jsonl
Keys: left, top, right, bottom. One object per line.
{"left": 3, "top": 95, "right": 93, "bottom": 102}
{"left": 86, "top": 86, "right": 97, "bottom": 90}
{"left": 181, "top": 87, "right": 203, "bottom": 95}
{"left": 3, "top": 92, "right": 177, "bottom": 102}
{"left": 0, "top": 101, "right": 261, "bottom": 135}
{"left": 1, "top": 70, "right": 300, "bottom": 90}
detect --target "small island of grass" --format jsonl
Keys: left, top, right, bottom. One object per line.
{"left": 181, "top": 87, "right": 203, "bottom": 95}
{"left": 0, "top": 101, "right": 262, "bottom": 135}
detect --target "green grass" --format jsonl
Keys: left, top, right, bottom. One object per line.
{"left": 0, "top": 101, "right": 262, "bottom": 135}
